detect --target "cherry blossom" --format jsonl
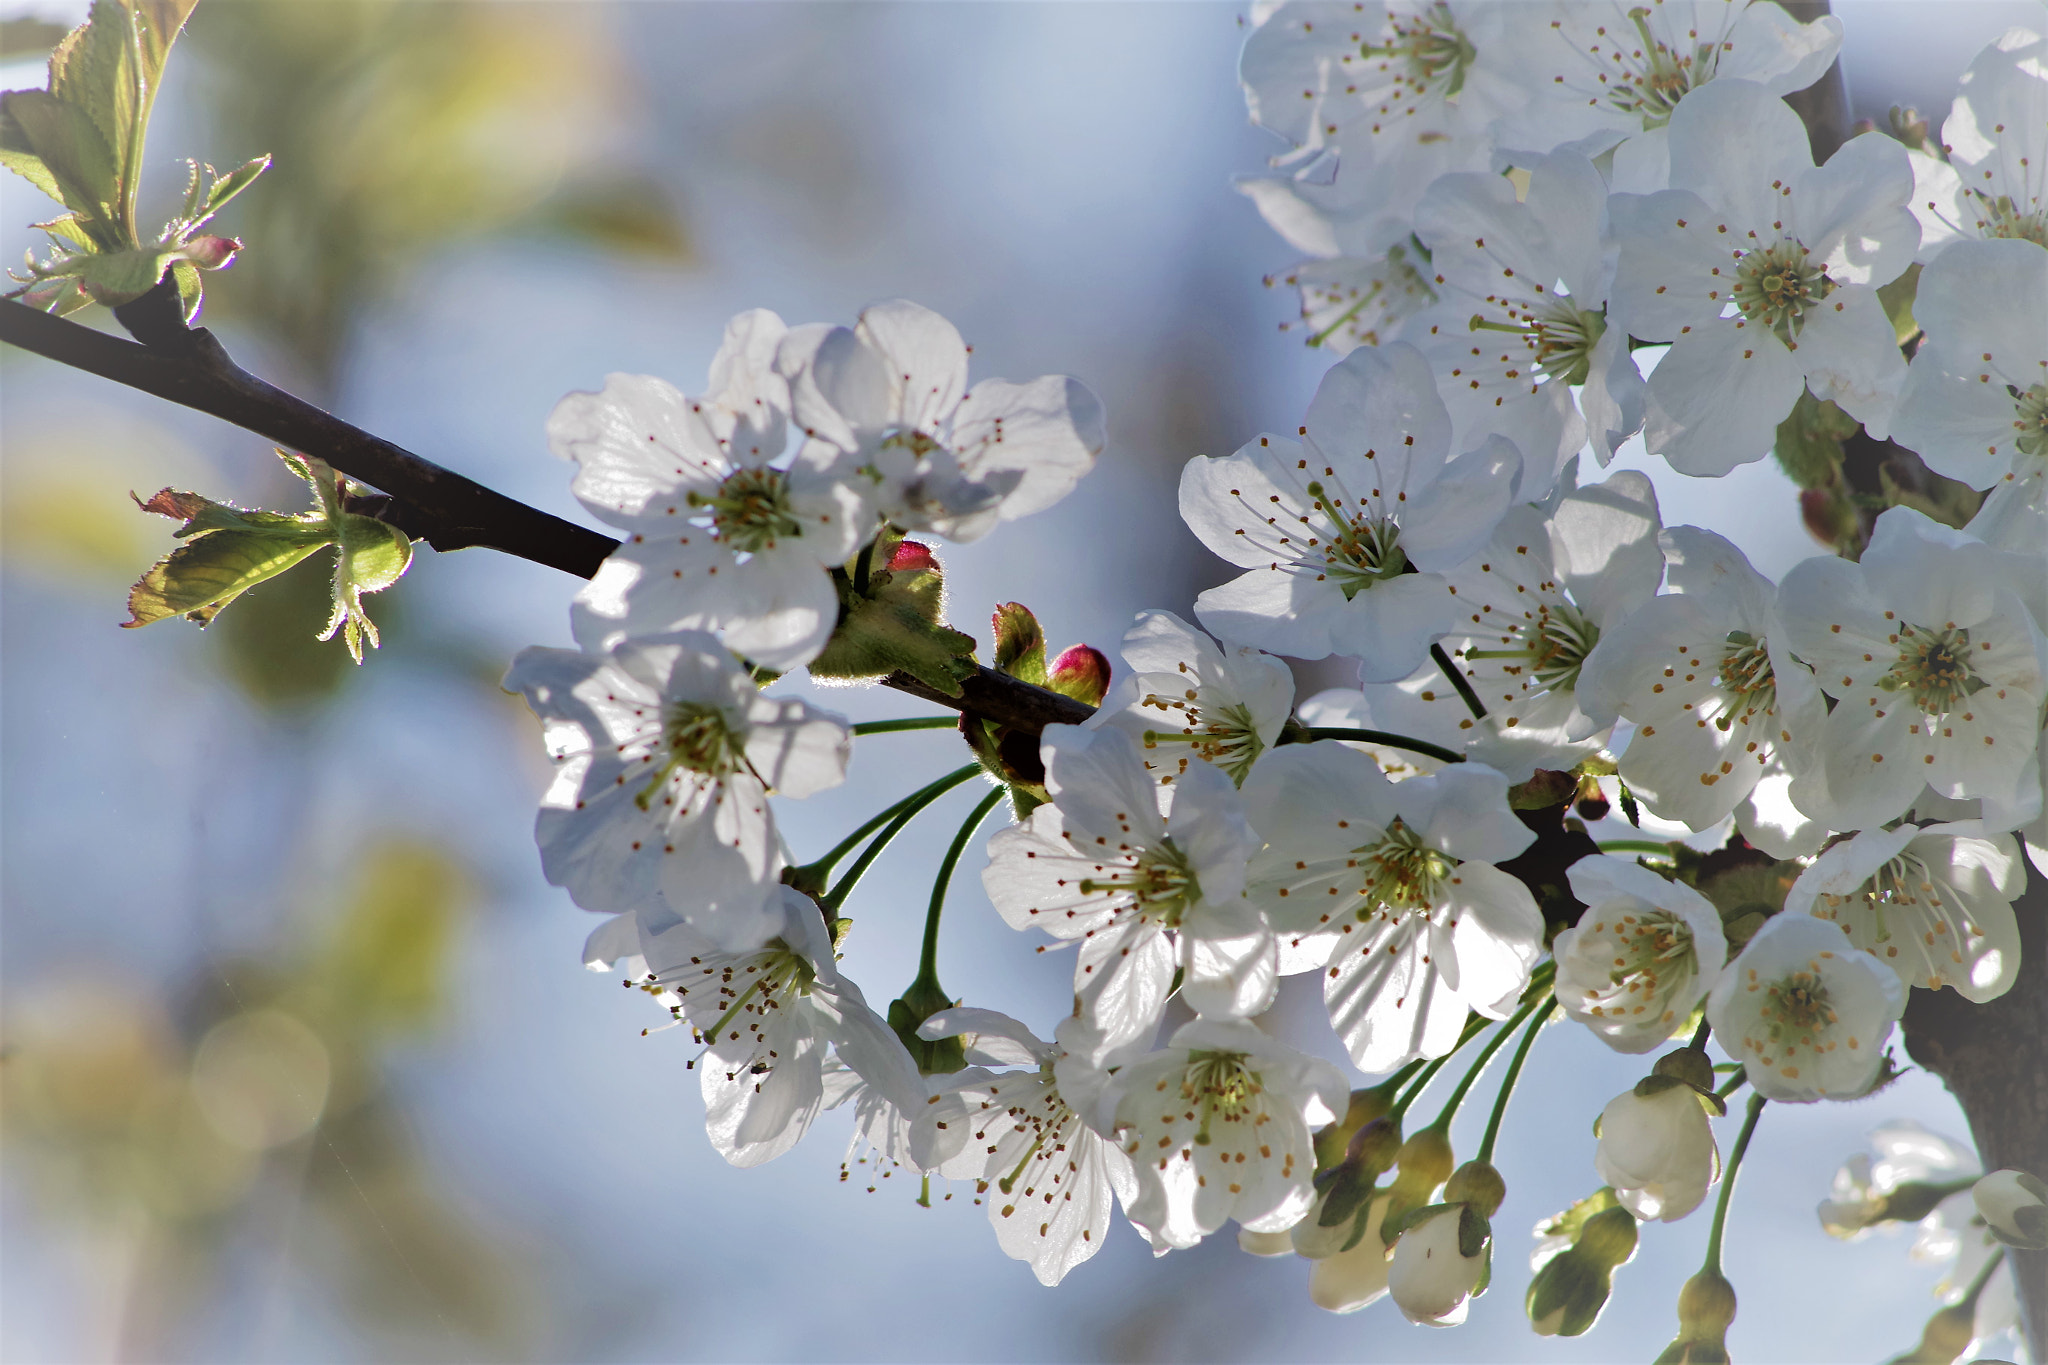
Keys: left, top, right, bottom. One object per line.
{"left": 1908, "top": 27, "right": 2048, "bottom": 259}
{"left": 1083, "top": 610, "right": 1295, "bottom": 789}
{"left": 1609, "top": 80, "right": 1919, "bottom": 476}
{"left": 1554, "top": 855, "right": 1728, "bottom": 1054}
{"left": 1432, "top": 470, "right": 1665, "bottom": 780}
{"left": 550, "top": 309, "right": 871, "bottom": 670}
{"left": 912, "top": 1009, "right": 1139, "bottom": 1286}
{"left": 1105, "top": 1017, "right": 1347, "bottom": 1251}
{"left": 1595, "top": 1082, "right": 1720, "bottom": 1222}
{"left": 1783, "top": 821, "right": 2024, "bottom": 1001}
{"left": 1704, "top": 914, "right": 1905, "bottom": 1102}
{"left": 504, "top": 631, "right": 850, "bottom": 951}
{"left": 1574, "top": 527, "right": 1825, "bottom": 842}
{"left": 1180, "top": 342, "right": 1521, "bottom": 678}
{"left": 981, "top": 725, "right": 1272, "bottom": 1059}
{"left": 1388, "top": 1202, "right": 1488, "bottom": 1326}
{"left": 1408, "top": 149, "right": 1646, "bottom": 491}
{"left": 779, "top": 299, "right": 1104, "bottom": 543}
{"left": 1242, "top": 744, "right": 1542, "bottom": 1072}
{"left": 1775, "top": 507, "right": 2046, "bottom": 834}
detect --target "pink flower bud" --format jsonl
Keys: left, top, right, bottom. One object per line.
{"left": 179, "top": 235, "right": 241, "bottom": 270}
{"left": 1047, "top": 644, "right": 1110, "bottom": 706}
{"left": 888, "top": 539, "right": 938, "bottom": 572}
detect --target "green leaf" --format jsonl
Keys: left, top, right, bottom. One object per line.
{"left": 31, "top": 211, "right": 94, "bottom": 249}
{"left": 1876, "top": 262, "right": 1921, "bottom": 346}
{"left": 319, "top": 514, "right": 412, "bottom": 663}
{"left": 169, "top": 256, "right": 200, "bottom": 320}
{"left": 201, "top": 153, "right": 269, "bottom": 220}
{"left": 991, "top": 601, "right": 1047, "bottom": 685}
{"left": 45, "top": 0, "right": 138, "bottom": 229}
{"left": 123, "top": 527, "right": 329, "bottom": 627}
{"left": 1771, "top": 389, "right": 1859, "bottom": 490}
{"left": 0, "top": 88, "right": 121, "bottom": 235}
{"left": 73, "top": 241, "right": 174, "bottom": 302}
{"left": 133, "top": 484, "right": 324, "bottom": 539}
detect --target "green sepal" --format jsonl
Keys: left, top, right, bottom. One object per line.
{"left": 886, "top": 973, "right": 968, "bottom": 1077}
{"left": 809, "top": 541, "right": 977, "bottom": 697}
{"left": 1532, "top": 1186, "right": 1622, "bottom": 1252}
{"left": 1456, "top": 1202, "right": 1492, "bottom": 1260}
{"left": 991, "top": 601, "right": 1047, "bottom": 685}
{"left": 320, "top": 512, "right": 412, "bottom": 663}
{"left": 1772, "top": 389, "right": 1859, "bottom": 490}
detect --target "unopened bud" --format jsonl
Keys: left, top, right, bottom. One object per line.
{"left": 1313, "top": 1118, "right": 1401, "bottom": 1234}
{"left": 1654, "top": 1268, "right": 1736, "bottom": 1363}
{"left": 1973, "top": 1168, "right": 2048, "bottom": 1249}
{"left": 888, "top": 539, "right": 939, "bottom": 572}
{"left": 1046, "top": 644, "right": 1111, "bottom": 706}
{"left": 177, "top": 234, "right": 241, "bottom": 270}
{"left": 1573, "top": 772, "right": 1611, "bottom": 821}
{"left": 1380, "top": 1123, "right": 1456, "bottom": 1246}
{"left": 1889, "top": 1301, "right": 1977, "bottom": 1364}
{"left": 991, "top": 602, "right": 1047, "bottom": 682}
{"left": 1526, "top": 1205, "right": 1639, "bottom": 1337}
{"left": 1313, "top": 1083, "right": 1400, "bottom": 1171}
{"left": 1444, "top": 1159, "right": 1507, "bottom": 1219}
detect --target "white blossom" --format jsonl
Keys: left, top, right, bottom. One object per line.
{"left": 1575, "top": 526, "right": 1826, "bottom": 837}
{"left": 1433, "top": 470, "right": 1665, "bottom": 778}
{"left": 1973, "top": 1169, "right": 2048, "bottom": 1249}
{"left": 779, "top": 299, "right": 1104, "bottom": 543}
{"left": 1181, "top": 342, "right": 1521, "bottom": 679}
{"left": 1083, "top": 610, "right": 1296, "bottom": 789}
{"left": 1555, "top": 855, "right": 1728, "bottom": 1054}
{"left": 1609, "top": 80, "right": 1918, "bottom": 476}
{"left": 1107, "top": 1017, "right": 1347, "bottom": 1252}
{"left": 1908, "top": 27, "right": 2048, "bottom": 259}
{"left": 1594, "top": 1082, "right": 1720, "bottom": 1222}
{"left": 982, "top": 726, "right": 1272, "bottom": 1059}
{"left": 1704, "top": 913, "right": 1905, "bottom": 1102}
{"left": 634, "top": 886, "right": 922, "bottom": 1168}
{"left": 1889, "top": 237, "right": 2048, "bottom": 493}
{"left": 1409, "top": 148, "right": 1647, "bottom": 487}
{"left": 1784, "top": 821, "right": 2024, "bottom": 1001}
{"left": 912, "top": 1009, "right": 1139, "bottom": 1286}
{"left": 1237, "top": 2, "right": 1526, "bottom": 260}
{"left": 1243, "top": 745, "right": 1542, "bottom": 1072}
{"left": 1490, "top": 0, "right": 1842, "bottom": 194}
{"left": 505, "top": 631, "right": 850, "bottom": 951}
{"left": 550, "top": 310, "right": 872, "bottom": 670}
{"left": 1775, "top": 507, "right": 2047, "bottom": 834}
{"left": 1387, "top": 1202, "right": 1486, "bottom": 1326}
{"left": 1307, "top": 1195, "right": 1397, "bottom": 1313}
{"left": 1817, "top": 1120, "right": 1977, "bottom": 1241}
{"left": 1296, "top": 685, "right": 1452, "bottom": 780}
{"left": 1266, "top": 247, "right": 1439, "bottom": 359}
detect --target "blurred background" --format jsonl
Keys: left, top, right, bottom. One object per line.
{"left": 1, "top": 2, "right": 2041, "bottom": 1361}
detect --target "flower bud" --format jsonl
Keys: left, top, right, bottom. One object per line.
{"left": 1313, "top": 1083, "right": 1400, "bottom": 1171}
{"left": 1046, "top": 644, "right": 1111, "bottom": 706}
{"left": 1443, "top": 1159, "right": 1506, "bottom": 1219}
{"left": 1973, "top": 1168, "right": 2048, "bottom": 1249}
{"left": 1596, "top": 1080, "right": 1720, "bottom": 1222}
{"left": 176, "top": 234, "right": 241, "bottom": 270}
{"left": 991, "top": 602, "right": 1048, "bottom": 682}
{"left": 1573, "top": 772, "right": 1611, "bottom": 822}
{"left": 1653, "top": 1268, "right": 1736, "bottom": 1364}
{"left": 1307, "top": 1194, "right": 1395, "bottom": 1314}
{"left": 1388, "top": 1203, "right": 1489, "bottom": 1327}
{"left": 1379, "top": 1122, "right": 1455, "bottom": 1247}
{"left": 1302, "top": 1115, "right": 1402, "bottom": 1253}
{"left": 1525, "top": 1206, "right": 1638, "bottom": 1337}
{"left": 1236, "top": 1227, "right": 1295, "bottom": 1258}
{"left": 1887, "top": 1301, "right": 1976, "bottom": 1364}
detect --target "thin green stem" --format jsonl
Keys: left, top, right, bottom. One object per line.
{"left": 1714, "top": 1067, "right": 1749, "bottom": 1101}
{"left": 851, "top": 716, "right": 959, "bottom": 736}
{"left": 1477, "top": 996, "right": 1555, "bottom": 1164}
{"left": 918, "top": 785, "right": 1007, "bottom": 981}
{"left": 824, "top": 766, "right": 988, "bottom": 912}
{"left": 807, "top": 763, "right": 982, "bottom": 884}
{"left": 1392, "top": 1013, "right": 1492, "bottom": 1120}
{"left": 1959, "top": 1243, "right": 2008, "bottom": 1307}
{"left": 1432, "top": 642, "right": 1488, "bottom": 721}
{"left": 1599, "top": 839, "right": 1678, "bottom": 856}
{"left": 1703, "top": 1092, "right": 1767, "bottom": 1277}
{"left": 1690, "top": 1016, "right": 1712, "bottom": 1052}
{"left": 1304, "top": 727, "right": 1467, "bottom": 765}
{"left": 1427, "top": 989, "right": 1546, "bottom": 1132}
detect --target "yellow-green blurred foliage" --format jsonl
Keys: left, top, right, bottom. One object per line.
{"left": 1, "top": 839, "right": 533, "bottom": 1357}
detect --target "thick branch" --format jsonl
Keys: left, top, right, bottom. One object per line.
{"left": 0, "top": 289, "right": 1095, "bottom": 738}
{"left": 1778, "top": 1, "right": 1854, "bottom": 164}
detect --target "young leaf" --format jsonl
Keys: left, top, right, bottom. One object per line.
{"left": 123, "top": 527, "right": 330, "bottom": 628}
{"left": 44, "top": 0, "right": 139, "bottom": 231}
{"left": 319, "top": 515, "right": 412, "bottom": 663}
{"left": 0, "top": 88, "right": 121, "bottom": 234}
{"left": 200, "top": 153, "right": 270, "bottom": 221}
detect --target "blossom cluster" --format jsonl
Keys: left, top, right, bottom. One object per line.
{"left": 501, "top": 8, "right": 2048, "bottom": 1355}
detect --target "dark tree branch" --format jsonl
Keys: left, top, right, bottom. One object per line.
{"left": 1778, "top": 1, "right": 1854, "bottom": 164}
{"left": 0, "top": 284, "right": 1097, "bottom": 738}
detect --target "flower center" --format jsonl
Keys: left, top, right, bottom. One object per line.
{"left": 638, "top": 701, "right": 746, "bottom": 808}
{"left": 1876, "top": 623, "right": 1986, "bottom": 715}
{"left": 1464, "top": 600, "right": 1601, "bottom": 694}
{"left": 1608, "top": 910, "right": 1692, "bottom": 987}
{"left": 2011, "top": 382, "right": 2048, "bottom": 458}
{"left": 1714, "top": 630, "right": 1779, "bottom": 730}
{"left": 1182, "top": 1050, "right": 1263, "bottom": 1146}
{"left": 1304, "top": 479, "right": 1408, "bottom": 599}
{"left": 1469, "top": 300, "right": 1608, "bottom": 387}
{"left": 1814, "top": 851, "right": 1929, "bottom": 949}
{"left": 1079, "top": 836, "right": 1201, "bottom": 927}
{"left": 1141, "top": 699, "right": 1266, "bottom": 784}
{"left": 688, "top": 466, "right": 802, "bottom": 555}
{"left": 1353, "top": 818, "right": 1456, "bottom": 918}
{"left": 1759, "top": 969, "right": 1836, "bottom": 1040}
{"left": 1731, "top": 240, "right": 1832, "bottom": 345}
{"left": 1604, "top": 7, "right": 1720, "bottom": 127}
{"left": 1362, "top": 3, "right": 1476, "bottom": 103}
{"left": 1980, "top": 193, "right": 2048, "bottom": 248}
